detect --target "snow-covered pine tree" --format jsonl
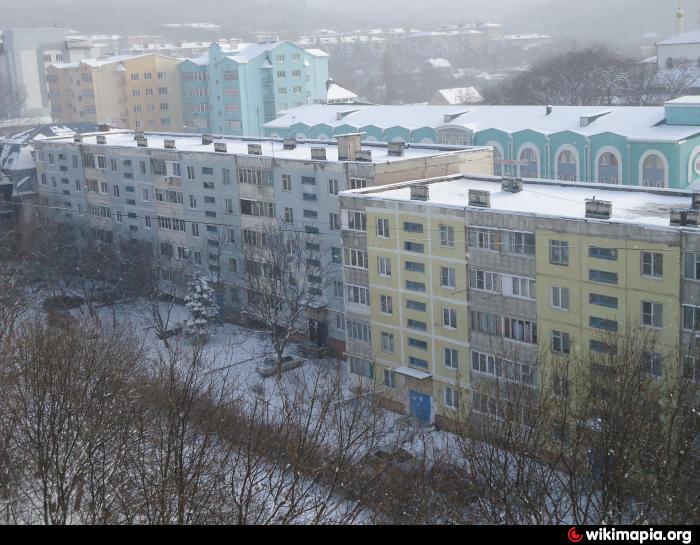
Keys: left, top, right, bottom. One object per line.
{"left": 184, "top": 276, "right": 219, "bottom": 338}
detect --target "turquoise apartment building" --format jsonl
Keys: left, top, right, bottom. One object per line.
{"left": 264, "top": 97, "right": 700, "bottom": 189}
{"left": 180, "top": 41, "right": 329, "bottom": 136}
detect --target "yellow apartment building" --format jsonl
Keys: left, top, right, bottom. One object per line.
{"left": 47, "top": 54, "right": 184, "bottom": 131}
{"left": 340, "top": 175, "right": 698, "bottom": 428}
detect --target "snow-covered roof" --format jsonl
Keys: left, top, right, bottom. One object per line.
{"left": 427, "top": 58, "right": 451, "bottom": 68}
{"left": 305, "top": 48, "right": 330, "bottom": 57}
{"left": 394, "top": 367, "right": 432, "bottom": 380}
{"left": 327, "top": 82, "right": 358, "bottom": 103}
{"left": 353, "top": 176, "right": 692, "bottom": 229}
{"left": 37, "top": 129, "right": 477, "bottom": 164}
{"left": 78, "top": 53, "right": 151, "bottom": 68}
{"left": 0, "top": 123, "right": 99, "bottom": 173}
{"left": 2, "top": 123, "right": 100, "bottom": 146}
{"left": 658, "top": 29, "right": 700, "bottom": 46}
{"left": 264, "top": 102, "right": 700, "bottom": 142}
{"left": 435, "top": 87, "right": 483, "bottom": 105}
{"left": 666, "top": 95, "right": 700, "bottom": 105}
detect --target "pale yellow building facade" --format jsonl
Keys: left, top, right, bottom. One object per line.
{"left": 47, "top": 54, "right": 184, "bottom": 131}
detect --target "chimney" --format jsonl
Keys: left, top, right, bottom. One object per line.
{"left": 469, "top": 189, "right": 491, "bottom": 208}
{"left": 410, "top": 185, "right": 429, "bottom": 201}
{"left": 164, "top": 138, "right": 176, "bottom": 149}
{"left": 248, "top": 143, "right": 262, "bottom": 155}
{"left": 546, "top": 105, "right": 553, "bottom": 116}
{"left": 501, "top": 176, "right": 523, "bottom": 193}
{"left": 585, "top": 198, "right": 612, "bottom": 219}
{"left": 337, "top": 133, "right": 362, "bottom": 161}
{"left": 98, "top": 123, "right": 111, "bottom": 132}
{"left": 388, "top": 141, "right": 405, "bottom": 157}
{"left": 202, "top": 134, "right": 214, "bottom": 145}
{"left": 214, "top": 142, "right": 227, "bottom": 152}
{"left": 311, "top": 147, "right": 327, "bottom": 160}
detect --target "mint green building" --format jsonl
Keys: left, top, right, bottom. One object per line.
{"left": 180, "top": 41, "right": 329, "bottom": 136}
{"left": 264, "top": 97, "right": 700, "bottom": 189}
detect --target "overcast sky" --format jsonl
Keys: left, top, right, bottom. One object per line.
{"left": 0, "top": 0, "right": 693, "bottom": 44}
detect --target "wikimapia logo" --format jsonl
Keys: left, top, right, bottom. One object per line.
{"left": 567, "top": 526, "right": 693, "bottom": 544}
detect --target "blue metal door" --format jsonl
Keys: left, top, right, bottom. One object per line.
{"left": 409, "top": 390, "right": 431, "bottom": 424}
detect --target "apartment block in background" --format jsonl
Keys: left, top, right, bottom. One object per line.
{"left": 180, "top": 41, "right": 329, "bottom": 136}
{"left": 32, "top": 130, "right": 492, "bottom": 354}
{"left": 47, "top": 53, "right": 184, "bottom": 131}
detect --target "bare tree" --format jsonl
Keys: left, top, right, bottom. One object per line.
{"left": 2, "top": 319, "right": 145, "bottom": 524}
{"left": 451, "top": 329, "right": 699, "bottom": 525}
{"left": 0, "top": 73, "right": 26, "bottom": 121}
{"left": 483, "top": 45, "right": 696, "bottom": 107}
{"left": 242, "top": 221, "right": 331, "bottom": 373}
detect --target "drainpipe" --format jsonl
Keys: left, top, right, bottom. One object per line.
{"left": 585, "top": 137, "right": 591, "bottom": 182}
{"left": 508, "top": 134, "right": 514, "bottom": 177}
{"left": 627, "top": 143, "right": 631, "bottom": 186}
{"left": 678, "top": 140, "right": 684, "bottom": 189}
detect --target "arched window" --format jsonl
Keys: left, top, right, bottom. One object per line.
{"left": 519, "top": 147, "right": 538, "bottom": 178}
{"left": 598, "top": 152, "right": 619, "bottom": 184}
{"left": 437, "top": 128, "right": 472, "bottom": 146}
{"left": 557, "top": 149, "right": 577, "bottom": 181}
{"left": 642, "top": 153, "right": 666, "bottom": 187}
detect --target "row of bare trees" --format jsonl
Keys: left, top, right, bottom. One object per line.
{"left": 0, "top": 215, "right": 697, "bottom": 524}
{"left": 452, "top": 332, "right": 698, "bottom": 525}
{"left": 484, "top": 46, "right": 698, "bottom": 106}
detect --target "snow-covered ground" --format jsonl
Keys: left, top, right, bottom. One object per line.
{"left": 87, "top": 299, "right": 451, "bottom": 460}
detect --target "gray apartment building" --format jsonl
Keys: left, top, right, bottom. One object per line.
{"left": 33, "top": 129, "right": 493, "bottom": 353}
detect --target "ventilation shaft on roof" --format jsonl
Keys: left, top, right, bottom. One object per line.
{"left": 671, "top": 209, "right": 699, "bottom": 227}
{"left": 311, "top": 147, "right": 327, "bottom": 160}
{"left": 202, "top": 134, "right": 214, "bottom": 145}
{"left": 410, "top": 185, "right": 429, "bottom": 201}
{"left": 337, "top": 133, "right": 362, "bottom": 161}
{"left": 469, "top": 189, "right": 491, "bottom": 208}
{"left": 670, "top": 192, "right": 700, "bottom": 226}
{"left": 585, "top": 198, "right": 612, "bottom": 219}
{"left": 388, "top": 141, "right": 405, "bottom": 157}
{"left": 248, "top": 143, "right": 262, "bottom": 155}
{"left": 283, "top": 137, "right": 297, "bottom": 150}
{"left": 501, "top": 177, "right": 523, "bottom": 193}
{"left": 692, "top": 192, "right": 700, "bottom": 210}
{"left": 164, "top": 139, "right": 176, "bottom": 150}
